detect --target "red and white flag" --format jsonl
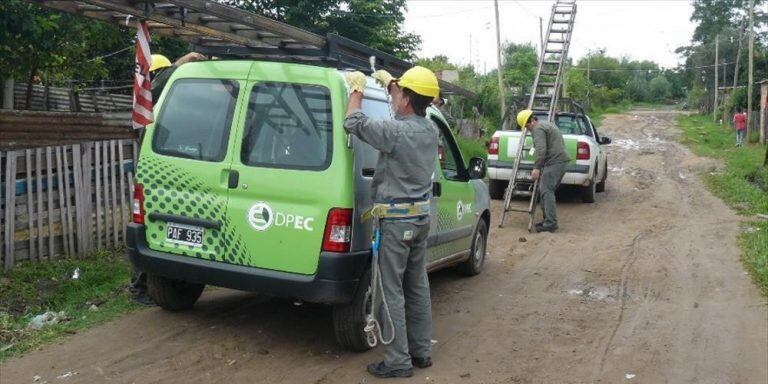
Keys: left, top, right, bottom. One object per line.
{"left": 132, "top": 21, "right": 153, "bottom": 129}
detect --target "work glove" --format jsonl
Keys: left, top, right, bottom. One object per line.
{"left": 371, "top": 70, "right": 394, "bottom": 89}
{"left": 345, "top": 71, "right": 366, "bottom": 94}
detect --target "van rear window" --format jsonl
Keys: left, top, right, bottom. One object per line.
{"left": 241, "top": 83, "right": 332, "bottom": 170}
{"left": 152, "top": 79, "right": 239, "bottom": 162}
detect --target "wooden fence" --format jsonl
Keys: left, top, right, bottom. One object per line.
{"left": 1, "top": 140, "right": 138, "bottom": 268}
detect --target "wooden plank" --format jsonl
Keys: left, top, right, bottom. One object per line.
{"left": 110, "top": 140, "right": 119, "bottom": 245}
{"left": 72, "top": 144, "right": 83, "bottom": 257}
{"left": 4, "top": 151, "right": 18, "bottom": 269}
{"left": 35, "top": 148, "right": 45, "bottom": 259}
{"left": 55, "top": 146, "right": 68, "bottom": 256}
{"left": 102, "top": 141, "right": 111, "bottom": 248}
{"left": 84, "top": 142, "right": 94, "bottom": 253}
{"left": 94, "top": 141, "right": 103, "bottom": 249}
{"left": 62, "top": 146, "right": 75, "bottom": 256}
{"left": 1, "top": 150, "right": 4, "bottom": 267}
{"left": 117, "top": 140, "right": 127, "bottom": 241}
{"left": 24, "top": 149, "right": 36, "bottom": 261}
{"left": 46, "top": 147, "right": 55, "bottom": 259}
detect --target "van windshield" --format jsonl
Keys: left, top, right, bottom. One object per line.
{"left": 241, "top": 83, "right": 332, "bottom": 170}
{"left": 532, "top": 113, "right": 589, "bottom": 136}
{"left": 152, "top": 79, "right": 239, "bottom": 162}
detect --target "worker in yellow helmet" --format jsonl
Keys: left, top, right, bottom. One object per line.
{"left": 148, "top": 52, "right": 207, "bottom": 100}
{"left": 516, "top": 109, "right": 570, "bottom": 232}
{"left": 343, "top": 66, "right": 439, "bottom": 378}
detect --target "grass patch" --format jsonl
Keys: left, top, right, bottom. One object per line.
{"left": 677, "top": 114, "right": 768, "bottom": 295}
{"left": 456, "top": 135, "right": 488, "bottom": 162}
{"left": 0, "top": 249, "right": 139, "bottom": 362}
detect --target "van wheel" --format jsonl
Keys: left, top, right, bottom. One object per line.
{"left": 147, "top": 274, "right": 205, "bottom": 311}
{"left": 458, "top": 220, "right": 488, "bottom": 276}
{"left": 332, "top": 270, "right": 374, "bottom": 352}
{"left": 581, "top": 177, "right": 597, "bottom": 203}
{"left": 489, "top": 180, "right": 506, "bottom": 200}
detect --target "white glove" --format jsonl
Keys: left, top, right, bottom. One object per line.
{"left": 372, "top": 70, "right": 394, "bottom": 89}
{"left": 345, "top": 71, "right": 366, "bottom": 93}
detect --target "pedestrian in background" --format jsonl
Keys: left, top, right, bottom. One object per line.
{"left": 733, "top": 107, "right": 747, "bottom": 147}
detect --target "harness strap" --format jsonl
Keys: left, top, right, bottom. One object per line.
{"left": 361, "top": 201, "right": 430, "bottom": 222}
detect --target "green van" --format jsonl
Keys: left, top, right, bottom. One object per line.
{"left": 126, "top": 60, "right": 491, "bottom": 350}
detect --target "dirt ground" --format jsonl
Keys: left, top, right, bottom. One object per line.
{"left": 2, "top": 110, "right": 766, "bottom": 384}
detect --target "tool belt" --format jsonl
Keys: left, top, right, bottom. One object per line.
{"left": 361, "top": 201, "right": 430, "bottom": 222}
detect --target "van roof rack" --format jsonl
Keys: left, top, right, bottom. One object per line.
{"left": 27, "top": 0, "right": 476, "bottom": 98}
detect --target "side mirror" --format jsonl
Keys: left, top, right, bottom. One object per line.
{"left": 599, "top": 136, "right": 612, "bottom": 145}
{"left": 467, "top": 157, "right": 486, "bottom": 180}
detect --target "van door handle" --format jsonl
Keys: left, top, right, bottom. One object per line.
{"left": 228, "top": 170, "right": 239, "bottom": 189}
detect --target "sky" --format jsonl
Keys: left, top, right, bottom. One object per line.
{"left": 403, "top": 0, "right": 697, "bottom": 72}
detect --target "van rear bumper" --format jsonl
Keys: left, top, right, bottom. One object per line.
{"left": 126, "top": 224, "right": 369, "bottom": 304}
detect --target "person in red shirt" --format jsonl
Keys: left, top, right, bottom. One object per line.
{"left": 733, "top": 108, "right": 747, "bottom": 147}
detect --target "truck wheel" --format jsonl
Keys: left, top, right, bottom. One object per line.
{"left": 489, "top": 179, "right": 506, "bottom": 200}
{"left": 458, "top": 220, "right": 488, "bottom": 276}
{"left": 147, "top": 274, "right": 205, "bottom": 311}
{"left": 332, "top": 270, "right": 374, "bottom": 352}
{"left": 581, "top": 177, "right": 597, "bottom": 203}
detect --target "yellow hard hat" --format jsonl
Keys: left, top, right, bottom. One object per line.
{"left": 516, "top": 109, "right": 534, "bottom": 129}
{"left": 149, "top": 54, "right": 172, "bottom": 72}
{"left": 395, "top": 66, "right": 440, "bottom": 98}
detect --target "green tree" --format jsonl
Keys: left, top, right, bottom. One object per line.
{"left": 649, "top": 74, "right": 672, "bottom": 101}
{"left": 219, "top": 0, "right": 420, "bottom": 59}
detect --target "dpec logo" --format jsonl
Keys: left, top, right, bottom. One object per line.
{"left": 247, "top": 202, "right": 315, "bottom": 232}
{"left": 248, "top": 202, "right": 274, "bottom": 231}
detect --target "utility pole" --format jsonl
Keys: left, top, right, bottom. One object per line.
{"left": 494, "top": 0, "right": 506, "bottom": 125}
{"left": 714, "top": 34, "right": 719, "bottom": 122}
{"left": 722, "top": 61, "right": 728, "bottom": 125}
{"left": 747, "top": 0, "right": 755, "bottom": 139}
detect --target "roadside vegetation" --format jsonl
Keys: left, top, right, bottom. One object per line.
{"left": 0, "top": 250, "right": 138, "bottom": 362}
{"left": 677, "top": 114, "right": 768, "bottom": 295}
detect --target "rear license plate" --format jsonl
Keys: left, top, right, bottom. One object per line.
{"left": 516, "top": 170, "right": 532, "bottom": 181}
{"left": 166, "top": 222, "right": 204, "bottom": 247}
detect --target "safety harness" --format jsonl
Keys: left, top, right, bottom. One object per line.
{"left": 361, "top": 201, "right": 430, "bottom": 347}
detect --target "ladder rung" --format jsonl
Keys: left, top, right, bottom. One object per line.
{"left": 504, "top": 207, "right": 533, "bottom": 213}
{"left": 544, "top": 60, "right": 560, "bottom": 65}
{"left": 545, "top": 49, "right": 563, "bottom": 54}
{"left": 554, "top": 11, "right": 572, "bottom": 15}
{"left": 538, "top": 82, "right": 556, "bottom": 88}
{"left": 541, "top": 71, "right": 558, "bottom": 76}
{"left": 551, "top": 29, "right": 570, "bottom": 33}
{"left": 548, "top": 39, "right": 567, "bottom": 44}
{"left": 534, "top": 94, "right": 553, "bottom": 99}
{"left": 552, "top": 19, "right": 570, "bottom": 24}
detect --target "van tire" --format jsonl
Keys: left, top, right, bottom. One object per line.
{"left": 458, "top": 220, "right": 488, "bottom": 276}
{"left": 596, "top": 165, "right": 607, "bottom": 193}
{"left": 489, "top": 180, "right": 505, "bottom": 200}
{"left": 147, "top": 274, "right": 205, "bottom": 311}
{"left": 332, "top": 270, "right": 374, "bottom": 352}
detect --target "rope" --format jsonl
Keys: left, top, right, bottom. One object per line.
{"left": 364, "top": 216, "right": 395, "bottom": 347}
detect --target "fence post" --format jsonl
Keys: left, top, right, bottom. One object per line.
{"left": 2, "top": 78, "right": 13, "bottom": 109}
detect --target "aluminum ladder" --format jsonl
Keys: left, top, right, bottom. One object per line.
{"left": 499, "top": 0, "right": 577, "bottom": 231}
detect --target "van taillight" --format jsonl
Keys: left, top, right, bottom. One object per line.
{"left": 322, "top": 208, "right": 353, "bottom": 253}
{"left": 132, "top": 183, "right": 146, "bottom": 224}
{"left": 488, "top": 136, "right": 500, "bottom": 155}
{"left": 577, "top": 142, "right": 590, "bottom": 160}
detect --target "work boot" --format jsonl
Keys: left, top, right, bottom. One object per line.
{"left": 411, "top": 356, "right": 432, "bottom": 368}
{"left": 535, "top": 222, "right": 558, "bottom": 233}
{"left": 367, "top": 361, "right": 413, "bottom": 378}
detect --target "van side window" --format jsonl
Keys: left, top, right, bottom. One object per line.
{"left": 152, "top": 79, "right": 239, "bottom": 162}
{"left": 241, "top": 83, "right": 332, "bottom": 170}
{"left": 432, "top": 118, "right": 466, "bottom": 181}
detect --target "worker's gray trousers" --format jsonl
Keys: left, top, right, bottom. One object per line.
{"left": 539, "top": 162, "right": 567, "bottom": 226}
{"left": 377, "top": 217, "right": 432, "bottom": 369}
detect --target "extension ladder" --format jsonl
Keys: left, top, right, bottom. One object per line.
{"left": 499, "top": 0, "right": 577, "bottom": 230}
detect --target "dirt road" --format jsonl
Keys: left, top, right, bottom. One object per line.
{"left": 2, "top": 110, "right": 766, "bottom": 384}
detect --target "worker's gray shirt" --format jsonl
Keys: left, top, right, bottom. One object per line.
{"left": 532, "top": 120, "right": 570, "bottom": 169}
{"left": 344, "top": 110, "right": 438, "bottom": 203}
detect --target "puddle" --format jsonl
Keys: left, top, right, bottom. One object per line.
{"left": 566, "top": 286, "right": 614, "bottom": 302}
{"left": 610, "top": 136, "right": 667, "bottom": 152}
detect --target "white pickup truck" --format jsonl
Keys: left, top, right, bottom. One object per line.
{"left": 487, "top": 107, "right": 611, "bottom": 203}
